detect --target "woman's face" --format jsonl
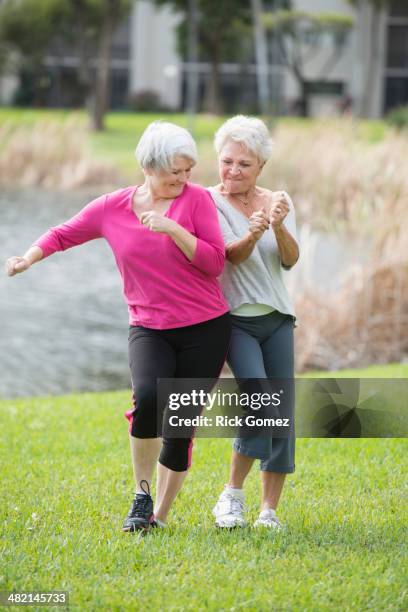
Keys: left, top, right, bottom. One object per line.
{"left": 147, "top": 156, "right": 194, "bottom": 199}
{"left": 219, "top": 140, "right": 263, "bottom": 194}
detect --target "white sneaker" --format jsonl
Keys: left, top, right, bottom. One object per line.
{"left": 212, "top": 488, "right": 246, "bottom": 528}
{"left": 254, "top": 508, "right": 282, "bottom": 529}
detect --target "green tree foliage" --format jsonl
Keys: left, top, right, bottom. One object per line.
{"left": 0, "top": 0, "right": 132, "bottom": 129}
{"left": 348, "top": 0, "right": 390, "bottom": 8}
{"left": 263, "top": 9, "right": 353, "bottom": 116}
{"left": 0, "top": 0, "right": 63, "bottom": 84}
{"left": 64, "top": 0, "right": 132, "bottom": 129}
{"left": 152, "top": 0, "right": 252, "bottom": 114}
{"left": 0, "top": 0, "right": 66, "bottom": 64}
{"left": 0, "top": 0, "right": 68, "bottom": 105}
{"left": 387, "top": 105, "right": 408, "bottom": 130}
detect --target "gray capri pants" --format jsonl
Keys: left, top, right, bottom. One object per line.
{"left": 227, "top": 310, "right": 295, "bottom": 473}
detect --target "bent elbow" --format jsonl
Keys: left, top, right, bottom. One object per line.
{"left": 212, "top": 253, "right": 225, "bottom": 276}
{"left": 226, "top": 251, "right": 245, "bottom": 266}
{"left": 226, "top": 247, "right": 241, "bottom": 266}
{"left": 281, "top": 254, "right": 300, "bottom": 270}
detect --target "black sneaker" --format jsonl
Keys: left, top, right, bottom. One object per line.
{"left": 122, "top": 480, "right": 154, "bottom": 532}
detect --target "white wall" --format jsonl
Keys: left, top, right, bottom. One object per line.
{"left": 129, "top": 0, "right": 182, "bottom": 109}
{"left": 349, "top": 2, "right": 387, "bottom": 118}
{"left": 0, "top": 74, "right": 18, "bottom": 105}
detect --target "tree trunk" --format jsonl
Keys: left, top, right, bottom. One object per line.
{"left": 186, "top": 0, "right": 199, "bottom": 132}
{"left": 251, "top": 0, "right": 270, "bottom": 115}
{"left": 360, "top": 4, "right": 381, "bottom": 118}
{"left": 204, "top": 37, "right": 222, "bottom": 115}
{"left": 92, "top": 0, "right": 118, "bottom": 131}
{"left": 298, "top": 80, "right": 310, "bottom": 117}
{"left": 71, "top": 0, "right": 94, "bottom": 115}
{"left": 33, "top": 65, "right": 47, "bottom": 107}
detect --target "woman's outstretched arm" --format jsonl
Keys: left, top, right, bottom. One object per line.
{"left": 5, "top": 194, "right": 105, "bottom": 277}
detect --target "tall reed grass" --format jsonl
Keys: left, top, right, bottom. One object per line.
{"left": 0, "top": 118, "right": 119, "bottom": 189}
{"left": 268, "top": 120, "right": 408, "bottom": 235}
{"left": 275, "top": 121, "right": 408, "bottom": 371}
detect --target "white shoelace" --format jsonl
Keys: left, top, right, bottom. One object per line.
{"left": 223, "top": 494, "right": 244, "bottom": 515}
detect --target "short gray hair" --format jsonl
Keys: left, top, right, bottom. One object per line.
{"left": 135, "top": 121, "right": 198, "bottom": 171}
{"left": 214, "top": 115, "right": 272, "bottom": 163}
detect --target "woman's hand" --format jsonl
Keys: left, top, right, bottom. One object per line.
{"left": 140, "top": 211, "right": 198, "bottom": 262}
{"left": 139, "top": 211, "right": 178, "bottom": 235}
{"left": 269, "top": 192, "right": 289, "bottom": 230}
{"left": 5, "top": 256, "right": 31, "bottom": 277}
{"left": 249, "top": 208, "right": 269, "bottom": 240}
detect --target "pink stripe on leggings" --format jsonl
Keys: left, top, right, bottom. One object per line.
{"left": 124, "top": 409, "right": 134, "bottom": 435}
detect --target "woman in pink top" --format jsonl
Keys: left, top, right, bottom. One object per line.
{"left": 5, "top": 121, "right": 231, "bottom": 532}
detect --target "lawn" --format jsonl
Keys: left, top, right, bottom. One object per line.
{"left": 304, "top": 363, "right": 408, "bottom": 378}
{"left": 1, "top": 363, "right": 406, "bottom": 610}
{"left": 0, "top": 107, "right": 390, "bottom": 179}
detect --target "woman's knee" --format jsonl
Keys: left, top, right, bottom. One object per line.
{"left": 259, "top": 436, "right": 296, "bottom": 472}
{"left": 130, "top": 379, "right": 160, "bottom": 438}
{"left": 133, "top": 380, "right": 157, "bottom": 409}
{"left": 159, "top": 437, "right": 193, "bottom": 472}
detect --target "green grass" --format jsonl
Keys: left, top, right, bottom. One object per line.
{"left": 91, "top": 113, "right": 226, "bottom": 176}
{"left": 304, "top": 362, "right": 408, "bottom": 378}
{"left": 0, "top": 108, "right": 226, "bottom": 178}
{"left": 1, "top": 363, "right": 407, "bottom": 610}
{"left": 0, "top": 108, "right": 391, "bottom": 178}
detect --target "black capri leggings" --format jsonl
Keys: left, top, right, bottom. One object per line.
{"left": 126, "top": 313, "right": 231, "bottom": 472}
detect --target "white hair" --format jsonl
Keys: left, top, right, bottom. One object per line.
{"left": 135, "top": 121, "right": 197, "bottom": 172}
{"left": 214, "top": 115, "right": 273, "bottom": 163}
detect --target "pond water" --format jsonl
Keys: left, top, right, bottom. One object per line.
{"left": 0, "top": 189, "right": 129, "bottom": 399}
{"left": 0, "top": 188, "right": 368, "bottom": 399}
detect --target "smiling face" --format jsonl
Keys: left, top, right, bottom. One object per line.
{"left": 219, "top": 140, "right": 264, "bottom": 195}
{"left": 146, "top": 155, "right": 194, "bottom": 199}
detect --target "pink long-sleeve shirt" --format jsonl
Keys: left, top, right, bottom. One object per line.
{"left": 33, "top": 183, "right": 229, "bottom": 329}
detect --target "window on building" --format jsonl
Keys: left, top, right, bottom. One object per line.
{"left": 389, "top": 0, "right": 408, "bottom": 18}
{"left": 305, "top": 81, "right": 344, "bottom": 96}
{"left": 387, "top": 26, "right": 408, "bottom": 69}
{"left": 385, "top": 77, "right": 408, "bottom": 111}
{"left": 110, "top": 71, "right": 129, "bottom": 109}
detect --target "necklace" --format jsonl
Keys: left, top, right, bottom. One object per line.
{"left": 226, "top": 192, "right": 257, "bottom": 219}
{"left": 232, "top": 193, "right": 250, "bottom": 207}
{"left": 226, "top": 189, "right": 256, "bottom": 209}
{"left": 218, "top": 185, "right": 257, "bottom": 216}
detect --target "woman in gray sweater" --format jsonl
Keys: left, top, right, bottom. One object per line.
{"left": 209, "top": 115, "right": 299, "bottom": 529}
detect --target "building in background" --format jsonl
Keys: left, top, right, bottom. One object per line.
{"left": 128, "top": 0, "right": 408, "bottom": 117}
{"left": 44, "top": 19, "right": 131, "bottom": 110}
{"left": 384, "top": 0, "right": 408, "bottom": 112}
{"left": 0, "top": 0, "right": 407, "bottom": 117}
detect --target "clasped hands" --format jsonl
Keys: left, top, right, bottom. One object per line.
{"left": 249, "top": 192, "right": 289, "bottom": 240}
{"left": 139, "top": 211, "right": 177, "bottom": 235}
